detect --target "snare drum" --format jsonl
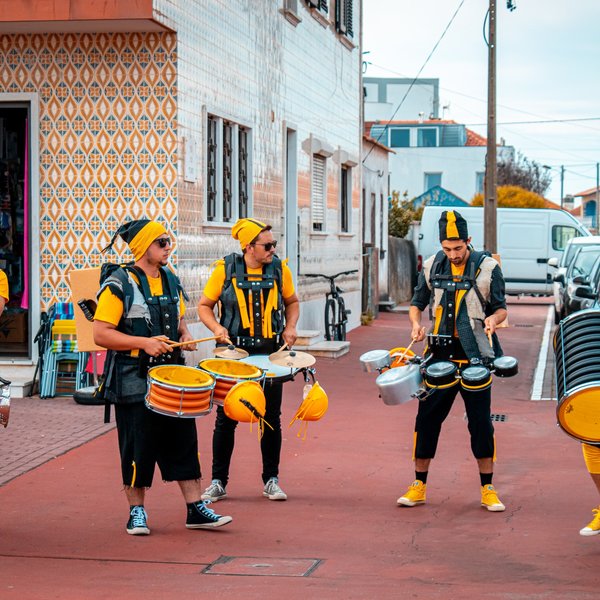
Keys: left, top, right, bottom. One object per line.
{"left": 239, "top": 354, "right": 299, "bottom": 386}
{"left": 198, "top": 358, "right": 265, "bottom": 406}
{"left": 460, "top": 365, "right": 492, "bottom": 391}
{"left": 423, "top": 360, "right": 458, "bottom": 389}
{"left": 145, "top": 365, "right": 215, "bottom": 418}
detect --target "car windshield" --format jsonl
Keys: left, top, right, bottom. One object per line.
{"left": 569, "top": 246, "right": 600, "bottom": 278}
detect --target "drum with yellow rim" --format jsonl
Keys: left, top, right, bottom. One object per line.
{"left": 460, "top": 364, "right": 492, "bottom": 392}
{"left": 145, "top": 365, "right": 215, "bottom": 418}
{"left": 423, "top": 360, "right": 458, "bottom": 389}
{"left": 198, "top": 358, "right": 265, "bottom": 406}
{"left": 554, "top": 309, "right": 600, "bottom": 443}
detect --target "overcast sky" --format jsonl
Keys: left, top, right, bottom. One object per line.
{"left": 362, "top": 0, "right": 600, "bottom": 204}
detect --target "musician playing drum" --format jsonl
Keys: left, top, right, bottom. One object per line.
{"left": 93, "top": 219, "right": 232, "bottom": 535}
{"left": 198, "top": 217, "right": 299, "bottom": 502}
{"left": 398, "top": 210, "right": 508, "bottom": 512}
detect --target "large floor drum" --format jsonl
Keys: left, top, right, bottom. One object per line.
{"left": 553, "top": 309, "right": 600, "bottom": 443}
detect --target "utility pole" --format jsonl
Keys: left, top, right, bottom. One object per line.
{"left": 596, "top": 163, "right": 600, "bottom": 232}
{"left": 484, "top": 0, "right": 497, "bottom": 253}
{"left": 560, "top": 165, "right": 565, "bottom": 209}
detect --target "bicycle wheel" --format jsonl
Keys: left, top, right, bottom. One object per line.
{"left": 337, "top": 297, "right": 347, "bottom": 341}
{"left": 324, "top": 298, "right": 337, "bottom": 341}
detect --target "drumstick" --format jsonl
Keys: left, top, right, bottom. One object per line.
{"left": 396, "top": 339, "right": 415, "bottom": 364}
{"left": 486, "top": 330, "right": 493, "bottom": 348}
{"left": 276, "top": 342, "right": 288, "bottom": 353}
{"left": 167, "top": 335, "right": 221, "bottom": 349}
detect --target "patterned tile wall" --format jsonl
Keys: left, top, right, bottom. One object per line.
{"left": 0, "top": 32, "right": 178, "bottom": 310}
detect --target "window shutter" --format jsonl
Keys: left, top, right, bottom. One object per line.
{"left": 238, "top": 128, "right": 248, "bottom": 219}
{"left": 305, "top": 0, "right": 319, "bottom": 8}
{"left": 335, "top": 0, "right": 352, "bottom": 35}
{"left": 344, "top": 0, "right": 353, "bottom": 36}
{"left": 222, "top": 121, "right": 233, "bottom": 222}
{"left": 206, "top": 116, "right": 217, "bottom": 221}
{"left": 312, "top": 155, "right": 326, "bottom": 231}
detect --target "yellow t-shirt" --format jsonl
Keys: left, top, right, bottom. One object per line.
{"left": 0, "top": 269, "right": 8, "bottom": 302}
{"left": 94, "top": 270, "right": 186, "bottom": 326}
{"left": 203, "top": 260, "right": 295, "bottom": 301}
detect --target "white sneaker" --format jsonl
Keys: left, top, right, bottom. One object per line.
{"left": 201, "top": 479, "right": 227, "bottom": 502}
{"left": 263, "top": 477, "right": 287, "bottom": 501}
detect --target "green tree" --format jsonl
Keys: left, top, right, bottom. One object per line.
{"left": 471, "top": 185, "right": 546, "bottom": 208}
{"left": 388, "top": 191, "right": 423, "bottom": 238}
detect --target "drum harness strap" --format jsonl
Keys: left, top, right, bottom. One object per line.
{"left": 424, "top": 250, "right": 499, "bottom": 363}
{"left": 96, "top": 264, "right": 187, "bottom": 422}
{"left": 220, "top": 253, "right": 284, "bottom": 351}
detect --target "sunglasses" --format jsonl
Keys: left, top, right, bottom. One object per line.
{"left": 154, "top": 238, "right": 173, "bottom": 248}
{"left": 252, "top": 241, "right": 277, "bottom": 251}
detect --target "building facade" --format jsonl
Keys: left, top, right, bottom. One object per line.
{"left": 0, "top": 0, "right": 363, "bottom": 364}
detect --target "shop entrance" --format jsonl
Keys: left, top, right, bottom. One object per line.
{"left": 0, "top": 104, "right": 30, "bottom": 358}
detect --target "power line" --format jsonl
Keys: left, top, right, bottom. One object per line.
{"left": 465, "top": 117, "right": 600, "bottom": 126}
{"left": 363, "top": 0, "right": 466, "bottom": 163}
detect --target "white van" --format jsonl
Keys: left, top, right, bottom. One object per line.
{"left": 417, "top": 206, "right": 590, "bottom": 295}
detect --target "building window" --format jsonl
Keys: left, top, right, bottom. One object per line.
{"left": 389, "top": 128, "right": 410, "bottom": 148}
{"left": 476, "top": 171, "right": 485, "bottom": 194}
{"left": 282, "top": 0, "right": 301, "bottom": 25}
{"left": 424, "top": 172, "right": 442, "bottom": 191}
{"left": 305, "top": 0, "right": 328, "bottom": 11}
{"left": 335, "top": 0, "right": 353, "bottom": 37}
{"left": 206, "top": 114, "right": 251, "bottom": 223}
{"left": 311, "top": 154, "right": 327, "bottom": 231}
{"left": 340, "top": 165, "right": 351, "bottom": 232}
{"left": 417, "top": 128, "right": 437, "bottom": 147}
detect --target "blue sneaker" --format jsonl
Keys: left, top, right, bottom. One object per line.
{"left": 126, "top": 505, "right": 150, "bottom": 535}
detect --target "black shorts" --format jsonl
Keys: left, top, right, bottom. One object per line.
{"left": 115, "top": 402, "right": 201, "bottom": 488}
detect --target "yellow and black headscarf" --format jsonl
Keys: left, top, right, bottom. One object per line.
{"left": 102, "top": 219, "right": 169, "bottom": 261}
{"left": 231, "top": 218, "right": 268, "bottom": 250}
{"left": 439, "top": 210, "right": 468, "bottom": 242}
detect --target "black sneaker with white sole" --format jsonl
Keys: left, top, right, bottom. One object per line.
{"left": 186, "top": 500, "right": 232, "bottom": 529}
{"left": 126, "top": 505, "right": 150, "bottom": 536}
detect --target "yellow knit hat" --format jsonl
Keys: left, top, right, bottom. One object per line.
{"left": 231, "top": 218, "right": 268, "bottom": 250}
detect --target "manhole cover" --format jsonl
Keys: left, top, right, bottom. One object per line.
{"left": 203, "top": 556, "right": 323, "bottom": 577}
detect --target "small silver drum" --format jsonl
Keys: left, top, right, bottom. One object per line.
{"left": 375, "top": 363, "right": 423, "bottom": 406}
{"left": 359, "top": 349, "right": 391, "bottom": 373}
{"left": 423, "top": 361, "right": 458, "bottom": 389}
{"left": 460, "top": 365, "right": 492, "bottom": 391}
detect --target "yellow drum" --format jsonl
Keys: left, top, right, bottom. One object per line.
{"left": 198, "top": 358, "right": 265, "bottom": 406}
{"left": 145, "top": 365, "right": 215, "bottom": 418}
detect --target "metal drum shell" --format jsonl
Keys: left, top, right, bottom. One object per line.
{"left": 492, "top": 356, "right": 519, "bottom": 378}
{"left": 460, "top": 365, "right": 492, "bottom": 391}
{"left": 554, "top": 308, "right": 600, "bottom": 442}
{"left": 359, "top": 349, "right": 391, "bottom": 373}
{"left": 423, "top": 360, "right": 459, "bottom": 389}
{"left": 375, "top": 363, "right": 423, "bottom": 406}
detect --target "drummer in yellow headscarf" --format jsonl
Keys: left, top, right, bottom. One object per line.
{"left": 198, "top": 217, "right": 299, "bottom": 503}
{"left": 0, "top": 268, "right": 8, "bottom": 314}
{"left": 93, "top": 219, "right": 233, "bottom": 535}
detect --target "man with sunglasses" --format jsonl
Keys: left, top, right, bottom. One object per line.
{"left": 94, "top": 219, "right": 232, "bottom": 535}
{"left": 198, "top": 217, "right": 299, "bottom": 502}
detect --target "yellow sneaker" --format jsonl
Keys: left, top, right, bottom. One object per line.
{"left": 481, "top": 484, "right": 505, "bottom": 512}
{"left": 397, "top": 480, "right": 426, "bottom": 507}
{"left": 580, "top": 507, "right": 600, "bottom": 536}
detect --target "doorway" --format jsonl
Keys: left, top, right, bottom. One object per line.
{"left": 0, "top": 104, "right": 30, "bottom": 358}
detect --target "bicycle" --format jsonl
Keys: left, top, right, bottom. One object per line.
{"left": 303, "top": 270, "right": 358, "bottom": 341}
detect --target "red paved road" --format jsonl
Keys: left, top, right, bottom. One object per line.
{"left": 1, "top": 299, "right": 599, "bottom": 599}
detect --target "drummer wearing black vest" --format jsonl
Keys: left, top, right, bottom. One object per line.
{"left": 198, "top": 218, "right": 299, "bottom": 502}
{"left": 398, "top": 210, "right": 508, "bottom": 512}
{"left": 93, "top": 219, "right": 233, "bottom": 535}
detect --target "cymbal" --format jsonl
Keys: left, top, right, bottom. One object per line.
{"left": 213, "top": 345, "right": 249, "bottom": 360}
{"left": 268, "top": 350, "right": 316, "bottom": 369}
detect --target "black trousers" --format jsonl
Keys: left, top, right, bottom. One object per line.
{"left": 414, "top": 383, "right": 495, "bottom": 460}
{"left": 211, "top": 381, "right": 283, "bottom": 486}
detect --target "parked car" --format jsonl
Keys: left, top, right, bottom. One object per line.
{"left": 548, "top": 235, "right": 600, "bottom": 323}
{"left": 573, "top": 263, "right": 600, "bottom": 309}
{"left": 562, "top": 247, "right": 600, "bottom": 318}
